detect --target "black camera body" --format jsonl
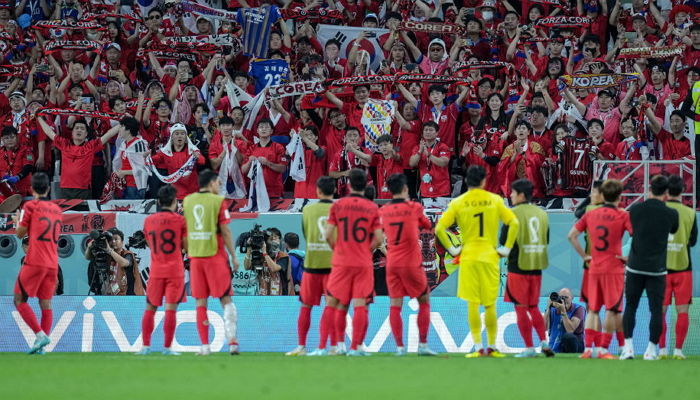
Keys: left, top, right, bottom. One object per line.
{"left": 550, "top": 291, "right": 563, "bottom": 304}
{"left": 245, "top": 225, "right": 267, "bottom": 272}
{"left": 87, "top": 229, "right": 113, "bottom": 294}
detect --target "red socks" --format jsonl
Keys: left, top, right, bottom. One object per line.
{"left": 515, "top": 306, "right": 533, "bottom": 347}
{"left": 41, "top": 309, "right": 53, "bottom": 336}
{"left": 418, "top": 303, "right": 430, "bottom": 344}
{"left": 319, "top": 306, "right": 336, "bottom": 349}
{"left": 528, "top": 306, "right": 546, "bottom": 342}
{"left": 141, "top": 309, "right": 155, "bottom": 347}
{"left": 16, "top": 303, "right": 41, "bottom": 334}
{"left": 350, "top": 306, "right": 368, "bottom": 350}
{"left": 335, "top": 308, "right": 348, "bottom": 344}
{"left": 389, "top": 306, "right": 403, "bottom": 347}
{"left": 676, "top": 313, "right": 689, "bottom": 349}
{"left": 297, "top": 307, "right": 312, "bottom": 347}
{"left": 584, "top": 328, "right": 598, "bottom": 348}
{"left": 616, "top": 331, "right": 625, "bottom": 347}
{"left": 164, "top": 310, "right": 176, "bottom": 348}
{"left": 196, "top": 306, "right": 209, "bottom": 345}
{"left": 599, "top": 332, "right": 612, "bottom": 349}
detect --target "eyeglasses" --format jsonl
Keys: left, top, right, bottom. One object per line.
{"left": 146, "top": 15, "right": 161, "bottom": 21}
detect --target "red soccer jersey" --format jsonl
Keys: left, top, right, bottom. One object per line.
{"left": 246, "top": 141, "right": 288, "bottom": 198}
{"left": 327, "top": 194, "right": 380, "bottom": 269}
{"left": 53, "top": 137, "right": 104, "bottom": 189}
{"left": 144, "top": 211, "right": 187, "bottom": 279}
{"left": 418, "top": 102, "right": 459, "bottom": 152}
{"left": 574, "top": 205, "right": 632, "bottom": 274}
{"left": 19, "top": 199, "right": 62, "bottom": 269}
{"left": 380, "top": 199, "right": 432, "bottom": 268}
{"left": 293, "top": 146, "right": 328, "bottom": 199}
{"left": 371, "top": 154, "right": 404, "bottom": 199}
{"left": 656, "top": 129, "right": 692, "bottom": 160}
{"left": 152, "top": 150, "right": 205, "bottom": 199}
{"left": 411, "top": 142, "right": 451, "bottom": 198}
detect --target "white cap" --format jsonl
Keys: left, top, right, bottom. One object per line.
{"left": 169, "top": 123, "right": 187, "bottom": 134}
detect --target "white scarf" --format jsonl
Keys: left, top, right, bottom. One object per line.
{"left": 217, "top": 139, "right": 247, "bottom": 199}
{"left": 240, "top": 159, "right": 270, "bottom": 212}
{"left": 286, "top": 130, "right": 306, "bottom": 182}
{"left": 146, "top": 134, "right": 201, "bottom": 184}
{"left": 112, "top": 136, "right": 150, "bottom": 190}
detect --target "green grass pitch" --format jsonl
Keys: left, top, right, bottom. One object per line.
{"left": 1, "top": 353, "right": 699, "bottom": 400}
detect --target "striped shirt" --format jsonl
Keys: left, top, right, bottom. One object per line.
{"left": 236, "top": 5, "right": 282, "bottom": 58}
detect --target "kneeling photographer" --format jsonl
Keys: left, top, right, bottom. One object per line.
{"left": 85, "top": 228, "right": 145, "bottom": 295}
{"left": 544, "top": 288, "right": 585, "bottom": 353}
{"left": 242, "top": 226, "right": 293, "bottom": 295}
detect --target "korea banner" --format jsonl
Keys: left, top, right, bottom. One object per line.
{"left": 317, "top": 25, "right": 389, "bottom": 71}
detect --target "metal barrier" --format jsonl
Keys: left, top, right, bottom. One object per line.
{"left": 593, "top": 160, "right": 696, "bottom": 208}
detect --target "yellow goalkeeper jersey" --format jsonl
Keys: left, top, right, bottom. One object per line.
{"left": 436, "top": 188, "right": 518, "bottom": 265}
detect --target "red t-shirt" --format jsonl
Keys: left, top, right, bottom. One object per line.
{"left": 0, "top": 144, "right": 33, "bottom": 195}
{"left": 19, "top": 199, "right": 62, "bottom": 269}
{"left": 152, "top": 150, "right": 206, "bottom": 199}
{"left": 319, "top": 123, "right": 347, "bottom": 161}
{"left": 144, "top": 211, "right": 187, "bottom": 279}
{"left": 327, "top": 194, "right": 380, "bottom": 269}
{"left": 656, "top": 129, "right": 691, "bottom": 160}
{"left": 54, "top": 137, "right": 104, "bottom": 189}
{"left": 142, "top": 118, "right": 172, "bottom": 151}
{"left": 615, "top": 139, "right": 644, "bottom": 160}
{"left": 411, "top": 142, "right": 451, "bottom": 198}
{"left": 293, "top": 146, "right": 327, "bottom": 199}
{"left": 395, "top": 119, "right": 420, "bottom": 169}
{"left": 418, "top": 102, "right": 459, "bottom": 152}
{"left": 574, "top": 205, "right": 632, "bottom": 274}
{"left": 121, "top": 137, "right": 140, "bottom": 188}
{"left": 247, "top": 141, "right": 288, "bottom": 198}
{"left": 341, "top": 102, "right": 364, "bottom": 133}
{"left": 371, "top": 154, "right": 404, "bottom": 199}
{"left": 379, "top": 199, "right": 432, "bottom": 268}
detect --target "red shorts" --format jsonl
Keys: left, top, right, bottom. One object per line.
{"left": 664, "top": 271, "right": 693, "bottom": 306}
{"left": 14, "top": 265, "right": 57, "bottom": 300}
{"left": 580, "top": 268, "right": 590, "bottom": 303}
{"left": 299, "top": 272, "right": 329, "bottom": 306}
{"left": 504, "top": 272, "right": 542, "bottom": 307}
{"left": 587, "top": 273, "right": 624, "bottom": 313}
{"left": 326, "top": 266, "right": 374, "bottom": 305}
{"left": 190, "top": 255, "right": 232, "bottom": 299}
{"left": 386, "top": 266, "right": 429, "bottom": 299}
{"left": 146, "top": 277, "right": 187, "bottom": 307}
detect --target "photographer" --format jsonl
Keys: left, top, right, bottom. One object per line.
{"left": 243, "top": 227, "right": 293, "bottom": 296}
{"left": 544, "top": 288, "right": 586, "bottom": 353}
{"left": 85, "top": 228, "right": 145, "bottom": 296}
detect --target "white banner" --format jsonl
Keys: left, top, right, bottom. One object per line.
{"left": 316, "top": 25, "right": 389, "bottom": 71}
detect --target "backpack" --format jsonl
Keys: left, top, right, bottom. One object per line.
{"left": 288, "top": 252, "right": 304, "bottom": 287}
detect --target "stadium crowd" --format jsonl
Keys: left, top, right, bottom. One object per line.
{"left": 0, "top": 0, "right": 698, "bottom": 209}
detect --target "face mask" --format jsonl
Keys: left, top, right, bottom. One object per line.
{"left": 482, "top": 11, "right": 494, "bottom": 21}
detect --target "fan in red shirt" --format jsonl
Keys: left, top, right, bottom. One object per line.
{"left": 37, "top": 116, "right": 121, "bottom": 200}
{"left": 292, "top": 126, "right": 327, "bottom": 199}
{"left": 151, "top": 124, "right": 206, "bottom": 200}
{"left": 371, "top": 135, "right": 403, "bottom": 199}
{"left": 325, "top": 169, "right": 383, "bottom": 356}
{"left": 0, "top": 126, "right": 33, "bottom": 199}
{"left": 241, "top": 119, "right": 288, "bottom": 198}
{"left": 12, "top": 173, "right": 62, "bottom": 354}
{"left": 141, "top": 98, "right": 173, "bottom": 151}
{"left": 137, "top": 185, "right": 187, "bottom": 356}
{"left": 409, "top": 122, "right": 452, "bottom": 198}
{"left": 319, "top": 108, "right": 349, "bottom": 160}
{"left": 329, "top": 127, "right": 373, "bottom": 197}
{"left": 379, "top": 173, "right": 438, "bottom": 356}
{"left": 645, "top": 109, "right": 692, "bottom": 160}
{"left": 568, "top": 179, "right": 632, "bottom": 359}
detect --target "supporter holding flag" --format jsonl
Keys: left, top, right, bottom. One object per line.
{"left": 208, "top": 117, "right": 247, "bottom": 199}
{"left": 112, "top": 117, "right": 150, "bottom": 200}
{"left": 291, "top": 126, "right": 327, "bottom": 200}
{"left": 241, "top": 119, "right": 288, "bottom": 199}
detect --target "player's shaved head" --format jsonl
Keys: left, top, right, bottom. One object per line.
{"left": 386, "top": 173, "right": 407, "bottom": 195}
{"left": 349, "top": 168, "right": 368, "bottom": 192}
{"left": 600, "top": 179, "right": 623, "bottom": 203}
{"left": 316, "top": 176, "right": 336, "bottom": 196}
{"left": 466, "top": 165, "right": 487, "bottom": 188}
{"left": 667, "top": 175, "right": 683, "bottom": 197}
{"left": 31, "top": 172, "right": 50, "bottom": 196}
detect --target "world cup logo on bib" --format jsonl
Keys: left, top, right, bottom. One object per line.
{"left": 193, "top": 204, "right": 205, "bottom": 231}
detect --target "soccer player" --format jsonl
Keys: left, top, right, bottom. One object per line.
{"left": 286, "top": 176, "right": 338, "bottom": 356}
{"left": 325, "top": 169, "right": 383, "bottom": 356}
{"left": 137, "top": 185, "right": 187, "bottom": 356}
{"left": 568, "top": 179, "right": 632, "bottom": 359}
{"left": 435, "top": 165, "right": 519, "bottom": 358}
{"left": 380, "top": 173, "right": 438, "bottom": 356}
{"left": 503, "top": 179, "right": 553, "bottom": 358}
{"left": 658, "top": 175, "right": 697, "bottom": 359}
{"left": 183, "top": 170, "right": 240, "bottom": 355}
{"left": 12, "top": 172, "right": 62, "bottom": 354}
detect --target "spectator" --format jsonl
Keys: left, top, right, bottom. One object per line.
{"left": 498, "top": 120, "right": 546, "bottom": 199}
{"left": 114, "top": 117, "right": 150, "bottom": 200}
{"left": 0, "top": 126, "right": 33, "bottom": 197}
{"left": 37, "top": 116, "right": 120, "bottom": 200}
{"left": 241, "top": 119, "right": 288, "bottom": 199}
{"left": 329, "top": 127, "right": 372, "bottom": 197}
{"left": 292, "top": 126, "right": 327, "bottom": 199}
{"left": 372, "top": 135, "right": 403, "bottom": 199}
{"left": 544, "top": 288, "right": 586, "bottom": 353}
{"left": 409, "top": 122, "right": 451, "bottom": 199}
{"left": 284, "top": 232, "right": 304, "bottom": 294}
{"left": 151, "top": 123, "right": 206, "bottom": 200}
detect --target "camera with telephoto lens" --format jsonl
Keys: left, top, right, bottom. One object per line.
{"left": 550, "top": 291, "right": 563, "bottom": 304}
{"left": 245, "top": 224, "right": 267, "bottom": 272}
{"left": 87, "top": 229, "right": 114, "bottom": 294}
{"left": 127, "top": 230, "right": 147, "bottom": 250}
